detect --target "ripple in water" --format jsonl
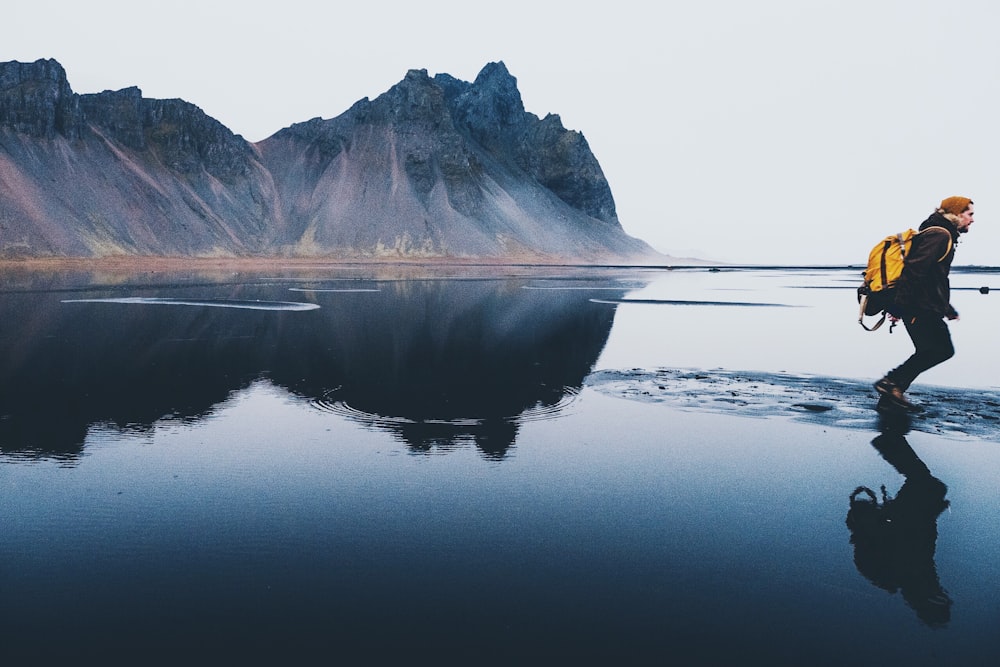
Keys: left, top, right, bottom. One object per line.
{"left": 309, "top": 386, "right": 581, "bottom": 425}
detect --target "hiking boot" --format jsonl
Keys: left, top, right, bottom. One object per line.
{"left": 874, "top": 377, "right": 914, "bottom": 410}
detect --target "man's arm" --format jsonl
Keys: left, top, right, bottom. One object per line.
{"left": 897, "top": 228, "right": 954, "bottom": 317}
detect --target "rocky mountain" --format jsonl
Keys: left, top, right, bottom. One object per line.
{"left": 0, "top": 58, "right": 659, "bottom": 262}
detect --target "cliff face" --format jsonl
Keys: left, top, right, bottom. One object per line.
{"left": 447, "top": 62, "right": 618, "bottom": 225}
{"left": 0, "top": 58, "right": 657, "bottom": 262}
{"left": 0, "top": 60, "right": 276, "bottom": 257}
{"left": 0, "top": 59, "right": 82, "bottom": 140}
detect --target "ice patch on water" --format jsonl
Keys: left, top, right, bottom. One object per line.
{"left": 521, "top": 286, "right": 637, "bottom": 291}
{"left": 62, "top": 297, "right": 319, "bottom": 311}
{"left": 288, "top": 287, "right": 381, "bottom": 293}
{"left": 588, "top": 298, "right": 800, "bottom": 307}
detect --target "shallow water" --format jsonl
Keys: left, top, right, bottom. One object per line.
{"left": 2, "top": 265, "right": 999, "bottom": 663}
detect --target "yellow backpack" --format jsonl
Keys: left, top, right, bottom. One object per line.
{"left": 857, "top": 226, "right": 952, "bottom": 331}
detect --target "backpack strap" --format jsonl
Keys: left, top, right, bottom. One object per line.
{"left": 857, "top": 293, "right": 886, "bottom": 331}
{"left": 878, "top": 238, "right": 895, "bottom": 290}
{"left": 916, "top": 225, "right": 954, "bottom": 262}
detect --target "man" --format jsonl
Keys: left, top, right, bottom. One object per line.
{"left": 875, "top": 196, "right": 975, "bottom": 409}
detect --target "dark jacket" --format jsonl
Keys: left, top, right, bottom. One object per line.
{"left": 894, "top": 212, "right": 959, "bottom": 319}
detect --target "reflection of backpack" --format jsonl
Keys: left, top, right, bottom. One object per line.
{"left": 857, "top": 227, "right": 952, "bottom": 331}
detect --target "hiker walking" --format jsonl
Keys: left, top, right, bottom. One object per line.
{"left": 874, "top": 196, "right": 975, "bottom": 409}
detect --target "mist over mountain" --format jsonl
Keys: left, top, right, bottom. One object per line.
{"left": 0, "top": 58, "right": 661, "bottom": 263}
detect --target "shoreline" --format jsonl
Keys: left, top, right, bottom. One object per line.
{"left": 1, "top": 256, "right": 992, "bottom": 274}
{"left": 0, "top": 255, "right": 582, "bottom": 270}
{"left": 0, "top": 255, "right": 709, "bottom": 276}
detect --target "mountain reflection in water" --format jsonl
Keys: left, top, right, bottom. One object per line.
{"left": 0, "top": 270, "right": 639, "bottom": 461}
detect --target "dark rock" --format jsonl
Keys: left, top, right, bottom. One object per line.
{"left": 79, "top": 88, "right": 257, "bottom": 182}
{"left": 449, "top": 62, "right": 619, "bottom": 225}
{"left": 0, "top": 58, "right": 83, "bottom": 139}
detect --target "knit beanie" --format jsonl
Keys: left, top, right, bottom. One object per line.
{"left": 939, "top": 196, "right": 972, "bottom": 215}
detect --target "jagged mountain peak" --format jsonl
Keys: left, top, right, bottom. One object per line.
{"left": 453, "top": 61, "right": 525, "bottom": 131}
{"left": 369, "top": 67, "right": 452, "bottom": 126}
{"left": 0, "top": 58, "right": 657, "bottom": 262}
{"left": 471, "top": 61, "right": 523, "bottom": 109}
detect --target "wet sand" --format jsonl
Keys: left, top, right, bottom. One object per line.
{"left": 586, "top": 368, "right": 1000, "bottom": 441}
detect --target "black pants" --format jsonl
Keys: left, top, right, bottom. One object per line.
{"left": 886, "top": 316, "right": 954, "bottom": 391}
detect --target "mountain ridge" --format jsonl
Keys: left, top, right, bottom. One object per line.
{"left": 0, "top": 58, "right": 663, "bottom": 263}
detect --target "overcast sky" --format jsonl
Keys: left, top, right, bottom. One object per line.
{"left": 5, "top": 0, "right": 999, "bottom": 265}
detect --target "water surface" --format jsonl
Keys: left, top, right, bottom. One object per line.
{"left": 2, "top": 265, "right": 999, "bottom": 663}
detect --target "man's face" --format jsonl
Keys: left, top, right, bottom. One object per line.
{"left": 957, "top": 204, "right": 975, "bottom": 233}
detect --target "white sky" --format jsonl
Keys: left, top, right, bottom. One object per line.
{"left": 5, "top": 0, "right": 999, "bottom": 265}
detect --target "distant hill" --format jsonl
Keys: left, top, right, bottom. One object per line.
{"left": 0, "top": 58, "right": 662, "bottom": 263}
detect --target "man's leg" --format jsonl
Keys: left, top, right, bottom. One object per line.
{"left": 886, "top": 317, "right": 955, "bottom": 391}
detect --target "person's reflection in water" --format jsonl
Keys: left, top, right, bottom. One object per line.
{"left": 846, "top": 412, "right": 952, "bottom": 627}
